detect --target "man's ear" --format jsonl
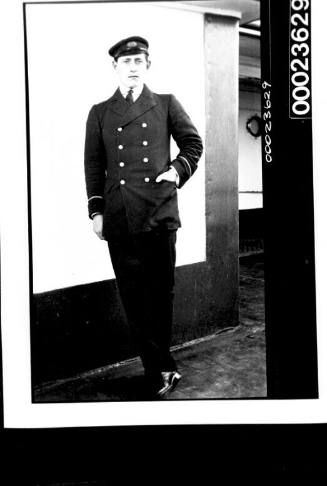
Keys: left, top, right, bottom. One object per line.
{"left": 147, "top": 59, "right": 151, "bottom": 69}
{"left": 112, "top": 60, "right": 117, "bottom": 69}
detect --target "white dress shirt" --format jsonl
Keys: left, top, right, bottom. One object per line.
{"left": 119, "top": 84, "right": 144, "bottom": 102}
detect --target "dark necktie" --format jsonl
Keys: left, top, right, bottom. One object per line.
{"left": 126, "top": 89, "right": 134, "bottom": 105}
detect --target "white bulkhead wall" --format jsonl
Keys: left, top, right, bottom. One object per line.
{"left": 27, "top": 2, "right": 206, "bottom": 293}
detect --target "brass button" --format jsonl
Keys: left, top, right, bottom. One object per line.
{"left": 143, "top": 157, "right": 149, "bottom": 163}
{"left": 120, "top": 179, "right": 126, "bottom": 185}
{"left": 119, "top": 162, "right": 125, "bottom": 167}
{"left": 117, "top": 127, "right": 123, "bottom": 132}
{"left": 142, "top": 141, "right": 148, "bottom": 146}
{"left": 144, "top": 177, "right": 150, "bottom": 183}
{"left": 118, "top": 145, "right": 123, "bottom": 150}
{"left": 142, "top": 122, "right": 147, "bottom": 128}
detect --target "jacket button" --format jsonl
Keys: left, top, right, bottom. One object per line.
{"left": 118, "top": 145, "right": 123, "bottom": 150}
{"left": 142, "top": 141, "right": 148, "bottom": 146}
{"left": 143, "top": 157, "right": 149, "bottom": 163}
{"left": 119, "top": 162, "right": 125, "bottom": 167}
{"left": 144, "top": 177, "right": 150, "bottom": 183}
{"left": 120, "top": 179, "right": 126, "bottom": 185}
{"left": 142, "top": 123, "right": 147, "bottom": 128}
{"left": 117, "top": 127, "right": 123, "bottom": 132}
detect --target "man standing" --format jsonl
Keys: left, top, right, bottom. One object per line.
{"left": 84, "top": 36, "right": 203, "bottom": 397}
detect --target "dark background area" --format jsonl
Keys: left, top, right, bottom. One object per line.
{"left": 261, "top": 0, "right": 318, "bottom": 398}
{"left": 1, "top": 425, "right": 327, "bottom": 481}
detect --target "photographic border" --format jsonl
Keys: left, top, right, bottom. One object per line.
{"left": 0, "top": 0, "right": 324, "bottom": 430}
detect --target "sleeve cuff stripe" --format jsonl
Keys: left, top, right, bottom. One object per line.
{"left": 88, "top": 195, "right": 104, "bottom": 202}
{"left": 178, "top": 156, "right": 192, "bottom": 177}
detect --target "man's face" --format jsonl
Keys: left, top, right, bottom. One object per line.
{"left": 113, "top": 53, "right": 150, "bottom": 89}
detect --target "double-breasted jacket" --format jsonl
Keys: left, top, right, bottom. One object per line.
{"left": 84, "top": 84, "right": 203, "bottom": 239}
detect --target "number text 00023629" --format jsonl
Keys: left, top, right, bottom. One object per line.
{"left": 290, "top": 0, "right": 311, "bottom": 118}
{"left": 262, "top": 81, "right": 272, "bottom": 164}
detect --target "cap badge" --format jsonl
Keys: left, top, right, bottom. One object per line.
{"left": 127, "top": 41, "right": 137, "bottom": 48}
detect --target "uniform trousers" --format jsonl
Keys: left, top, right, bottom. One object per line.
{"left": 107, "top": 227, "right": 178, "bottom": 377}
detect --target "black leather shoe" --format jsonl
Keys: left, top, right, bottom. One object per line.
{"left": 157, "top": 371, "right": 182, "bottom": 397}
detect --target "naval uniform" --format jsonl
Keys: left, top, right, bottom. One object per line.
{"left": 84, "top": 83, "right": 203, "bottom": 378}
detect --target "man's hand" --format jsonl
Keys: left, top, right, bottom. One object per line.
{"left": 93, "top": 214, "right": 105, "bottom": 240}
{"left": 155, "top": 167, "right": 179, "bottom": 184}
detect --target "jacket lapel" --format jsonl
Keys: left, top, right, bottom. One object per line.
{"left": 107, "top": 85, "right": 158, "bottom": 127}
{"left": 107, "top": 88, "right": 130, "bottom": 118}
